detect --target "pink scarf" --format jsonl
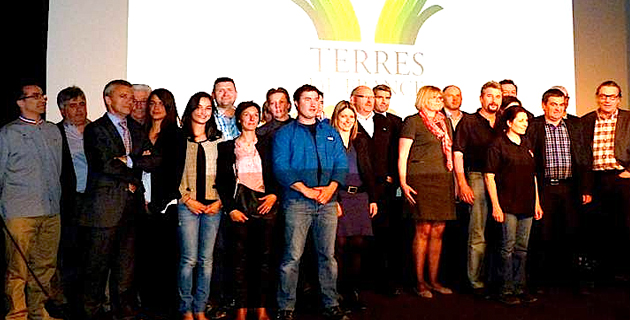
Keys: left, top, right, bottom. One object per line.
{"left": 419, "top": 110, "right": 453, "bottom": 171}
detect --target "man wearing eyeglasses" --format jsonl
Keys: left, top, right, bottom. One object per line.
{"left": 131, "top": 84, "right": 151, "bottom": 125}
{"left": 1, "top": 83, "right": 63, "bottom": 320}
{"left": 582, "top": 80, "right": 630, "bottom": 285}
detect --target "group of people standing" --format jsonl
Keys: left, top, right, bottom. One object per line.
{"left": 1, "top": 77, "right": 628, "bottom": 320}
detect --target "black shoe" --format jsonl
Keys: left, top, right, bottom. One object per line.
{"left": 498, "top": 294, "right": 521, "bottom": 305}
{"left": 344, "top": 291, "right": 367, "bottom": 312}
{"left": 276, "top": 310, "right": 294, "bottom": 320}
{"left": 517, "top": 293, "right": 538, "bottom": 303}
{"left": 322, "top": 306, "right": 350, "bottom": 320}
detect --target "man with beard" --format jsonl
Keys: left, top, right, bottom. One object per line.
{"left": 453, "top": 81, "right": 501, "bottom": 296}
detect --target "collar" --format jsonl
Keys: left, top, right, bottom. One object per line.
{"left": 544, "top": 118, "right": 566, "bottom": 128}
{"left": 107, "top": 112, "right": 126, "bottom": 126}
{"left": 596, "top": 108, "right": 619, "bottom": 120}
{"left": 356, "top": 111, "right": 374, "bottom": 121}
{"left": 19, "top": 115, "right": 43, "bottom": 125}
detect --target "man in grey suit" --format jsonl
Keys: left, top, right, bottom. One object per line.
{"left": 77, "top": 79, "right": 159, "bottom": 320}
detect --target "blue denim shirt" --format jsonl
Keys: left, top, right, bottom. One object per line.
{"left": 272, "top": 119, "right": 347, "bottom": 201}
{"left": 0, "top": 119, "right": 63, "bottom": 219}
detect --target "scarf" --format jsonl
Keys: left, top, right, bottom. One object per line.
{"left": 419, "top": 110, "right": 453, "bottom": 171}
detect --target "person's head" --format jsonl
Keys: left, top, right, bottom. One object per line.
{"left": 16, "top": 82, "right": 47, "bottom": 119}
{"left": 331, "top": 100, "right": 358, "bottom": 141}
{"left": 266, "top": 87, "right": 291, "bottom": 121}
{"left": 500, "top": 79, "right": 517, "bottom": 97}
{"left": 541, "top": 88, "right": 567, "bottom": 123}
{"left": 550, "top": 85, "right": 570, "bottom": 113}
{"left": 499, "top": 95, "right": 522, "bottom": 112}
{"left": 350, "top": 85, "right": 375, "bottom": 116}
{"left": 131, "top": 84, "right": 151, "bottom": 124}
{"left": 317, "top": 90, "right": 325, "bottom": 118}
{"left": 373, "top": 84, "right": 392, "bottom": 113}
{"left": 415, "top": 86, "right": 444, "bottom": 113}
{"left": 235, "top": 101, "right": 261, "bottom": 132}
{"left": 596, "top": 80, "right": 622, "bottom": 114}
{"left": 103, "top": 79, "right": 134, "bottom": 118}
{"left": 293, "top": 84, "right": 321, "bottom": 122}
{"left": 181, "top": 91, "right": 221, "bottom": 140}
{"left": 57, "top": 86, "right": 87, "bottom": 127}
{"left": 146, "top": 88, "right": 178, "bottom": 130}
{"left": 442, "top": 85, "right": 462, "bottom": 111}
{"left": 480, "top": 81, "right": 502, "bottom": 114}
{"left": 212, "top": 77, "right": 237, "bottom": 108}
{"left": 261, "top": 101, "right": 273, "bottom": 123}
{"left": 499, "top": 105, "right": 529, "bottom": 135}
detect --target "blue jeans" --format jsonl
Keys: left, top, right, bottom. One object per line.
{"left": 277, "top": 199, "right": 339, "bottom": 311}
{"left": 177, "top": 203, "right": 222, "bottom": 313}
{"left": 500, "top": 214, "right": 532, "bottom": 295}
{"left": 466, "top": 171, "right": 490, "bottom": 289}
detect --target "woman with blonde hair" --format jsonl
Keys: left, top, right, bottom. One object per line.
{"left": 399, "top": 86, "right": 456, "bottom": 298}
{"left": 330, "top": 100, "right": 377, "bottom": 311}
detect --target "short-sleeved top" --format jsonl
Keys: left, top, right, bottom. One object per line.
{"left": 453, "top": 110, "right": 497, "bottom": 172}
{"left": 485, "top": 134, "right": 535, "bottom": 217}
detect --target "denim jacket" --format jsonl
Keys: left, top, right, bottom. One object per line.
{"left": 272, "top": 119, "right": 348, "bottom": 201}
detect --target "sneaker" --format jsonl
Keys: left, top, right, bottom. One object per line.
{"left": 517, "top": 293, "right": 538, "bottom": 303}
{"left": 322, "top": 306, "right": 350, "bottom": 320}
{"left": 275, "top": 310, "right": 294, "bottom": 320}
{"left": 498, "top": 294, "right": 521, "bottom": 305}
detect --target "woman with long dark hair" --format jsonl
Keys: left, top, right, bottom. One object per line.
{"left": 175, "top": 92, "right": 223, "bottom": 320}
{"left": 136, "top": 88, "right": 183, "bottom": 319}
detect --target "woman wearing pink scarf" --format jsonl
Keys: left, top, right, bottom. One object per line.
{"left": 399, "top": 85, "right": 456, "bottom": 298}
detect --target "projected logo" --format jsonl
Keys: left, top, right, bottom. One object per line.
{"left": 291, "top": 0, "right": 443, "bottom": 44}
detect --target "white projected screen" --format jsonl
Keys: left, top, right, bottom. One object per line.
{"left": 127, "top": 0, "right": 575, "bottom": 118}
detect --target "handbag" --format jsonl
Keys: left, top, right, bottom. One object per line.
{"left": 234, "top": 183, "right": 277, "bottom": 219}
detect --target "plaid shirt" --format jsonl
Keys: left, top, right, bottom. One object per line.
{"left": 215, "top": 108, "right": 240, "bottom": 140}
{"left": 592, "top": 109, "right": 624, "bottom": 171}
{"left": 544, "top": 120, "right": 572, "bottom": 179}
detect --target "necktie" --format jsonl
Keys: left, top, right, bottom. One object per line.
{"left": 119, "top": 119, "right": 132, "bottom": 154}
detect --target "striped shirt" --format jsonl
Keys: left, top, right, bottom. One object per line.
{"left": 544, "top": 120, "right": 572, "bottom": 179}
{"left": 215, "top": 108, "right": 240, "bottom": 140}
{"left": 592, "top": 109, "right": 624, "bottom": 171}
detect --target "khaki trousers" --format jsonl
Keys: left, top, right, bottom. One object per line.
{"left": 4, "top": 215, "right": 61, "bottom": 320}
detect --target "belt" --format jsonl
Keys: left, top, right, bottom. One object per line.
{"left": 344, "top": 185, "right": 366, "bottom": 194}
{"left": 545, "top": 178, "right": 572, "bottom": 186}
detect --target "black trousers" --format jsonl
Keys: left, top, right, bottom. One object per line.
{"left": 78, "top": 204, "right": 138, "bottom": 319}
{"left": 230, "top": 217, "right": 276, "bottom": 308}
{"left": 529, "top": 180, "right": 582, "bottom": 288}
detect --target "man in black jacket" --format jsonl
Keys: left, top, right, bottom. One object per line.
{"left": 78, "top": 80, "right": 159, "bottom": 320}
{"left": 526, "top": 88, "right": 592, "bottom": 293}
{"left": 581, "top": 80, "right": 630, "bottom": 284}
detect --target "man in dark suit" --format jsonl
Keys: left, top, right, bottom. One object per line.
{"left": 78, "top": 79, "right": 159, "bottom": 320}
{"left": 350, "top": 85, "right": 401, "bottom": 295}
{"left": 526, "top": 88, "right": 592, "bottom": 293}
{"left": 581, "top": 80, "right": 630, "bottom": 284}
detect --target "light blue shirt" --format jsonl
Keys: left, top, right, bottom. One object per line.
{"left": 63, "top": 121, "right": 88, "bottom": 193}
{"left": 215, "top": 109, "right": 240, "bottom": 140}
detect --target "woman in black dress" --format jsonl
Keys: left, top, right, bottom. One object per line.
{"left": 484, "top": 105, "right": 543, "bottom": 305}
{"left": 399, "top": 86, "right": 455, "bottom": 298}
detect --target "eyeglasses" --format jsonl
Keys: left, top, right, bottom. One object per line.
{"left": 134, "top": 100, "right": 148, "bottom": 106}
{"left": 598, "top": 94, "right": 619, "bottom": 101}
{"left": 19, "top": 93, "right": 46, "bottom": 100}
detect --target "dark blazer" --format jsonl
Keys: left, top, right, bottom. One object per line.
{"left": 351, "top": 132, "right": 378, "bottom": 204}
{"left": 147, "top": 123, "right": 183, "bottom": 214}
{"left": 215, "top": 136, "right": 278, "bottom": 216}
{"left": 56, "top": 122, "right": 78, "bottom": 222}
{"left": 357, "top": 113, "right": 395, "bottom": 198}
{"left": 526, "top": 115, "right": 593, "bottom": 196}
{"left": 385, "top": 112, "right": 403, "bottom": 184}
{"left": 79, "top": 114, "right": 160, "bottom": 227}
{"left": 581, "top": 108, "right": 630, "bottom": 171}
